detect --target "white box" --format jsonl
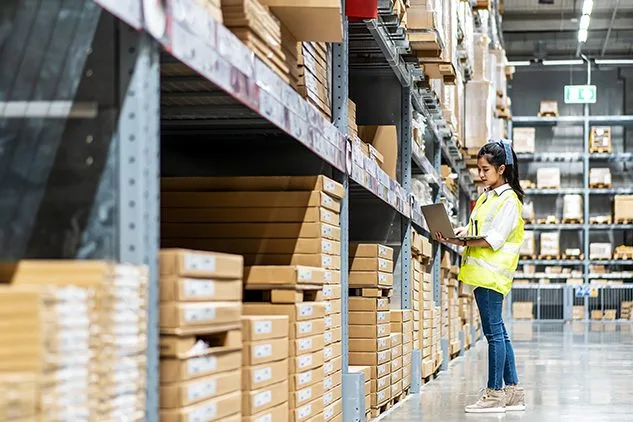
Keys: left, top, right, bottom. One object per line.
{"left": 540, "top": 232, "right": 560, "bottom": 257}
{"left": 537, "top": 168, "right": 561, "bottom": 189}
{"left": 590, "top": 243, "right": 612, "bottom": 260}
{"left": 521, "top": 231, "right": 535, "bottom": 256}
{"left": 563, "top": 195, "right": 583, "bottom": 221}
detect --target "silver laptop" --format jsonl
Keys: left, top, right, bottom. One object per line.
{"left": 421, "top": 204, "right": 485, "bottom": 241}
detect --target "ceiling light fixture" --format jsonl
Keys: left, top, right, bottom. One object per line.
{"left": 578, "top": 29, "right": 588, "bottom": 43}
{"left": 507, "top": 60, "right": 532, "bottom": 66}
{"left": 543, "top": 59, "right": 584, "bottom": 66}
{"left": 582, "top": 0, "right": 593, "bottom": 16}
{"left": 579, "top": 14, "right": 591, "bottom": 30}
{"left": 595, "top": 59, "right": 633, "bottom": 65}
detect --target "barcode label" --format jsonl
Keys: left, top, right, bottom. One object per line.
{"left": 183, "top": 254, "right": 216, "bottom": 272}
{"left": 187, "top": 356, "right": 217, "bottom": 376}
{"left": 183, "top": 279, "right": 215, "bottom": 298}
{"left": 253, "top": 367, "right": 272, "bottom": 383}
{"left": 254, "top": 321, "right": 273, "bottom": 335}
{"left": 254, "top": 344, "right": 273, "bottom": 359}
{"left": 298, "top": 267, "right": 313, "bottom": 281}
{"left": 254, "top": 390, "right": 272, "bottom": 408}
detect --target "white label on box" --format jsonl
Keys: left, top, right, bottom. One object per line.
{"left": 324, "top": 271, "right": 333, "bottom": 282}
{"left": 378, "top": 391, "right": 386, "bottom": 401}
{"left": 323, "top": 195, "right": 333, "bottom": 206}
{"left": 325, "top": 346, "right": 333, "bottom": 359}
{"left": 325, "top": 302, "right": 332, "bottom": 313}
{"left": 254, "top": 320, "right": 273, "bottom": 335}
{"left": 298, "top": 267, "right": 313, "bottom": 282}
{"left": 299, "top": 355, "right": 313, "bottom": 369}
{"left": 379, "top": 377, "right": 387, "bottom": 389}
{"left": 323, "top": 210, "right": 334, "bottom": 223}
{"left": 184, "top": 306, "right": 216, "bottom": 322}
{"left": 298, "top": 404, "right": 313, "bottom": 419}
{"left": 324, "top": 405, "right": 334, "bottom": 420}
{"left": 298, "top": 387, "right": 313, "bottom": 402}
{"left": 379, "top": 259, "right": 389, "bottom": 271}
{"left": 183, "top": 279, "right": 215, "bottom": 298}
{"left": 378, "top": 338, "right": 388, "bottom": 348}
{"left": 299, "top": 305, "right": 314, "bottom": 317}
{"left": 255, "top": 413, "right": 273, "bottom": 422}
{"left": 299, "top": 338, "right": 313, "bottom": 351}
{"left": 379, "top": 245, "right": 387, "bottom": 256}
{"left": 324, "top": 361, "right": 334, "bottom": 374}
{"left": 253, "top": 367, "right": 272, "bottom": 384}
{"left": 254, "top": 390, "right": 272, "bottom": 408}
{"left": 184, "top": 254, "right": 216, "bottom": 273}
{"left": 378, "top": 365, "right": 387, "bottom": 377}
{"left": 298, "top": 371, "right": 313, "bottom": 386}
{"left": 378, "top": 325, "right": 387, "bottom": 335}
{"left": 323, "top": 286, "right": 333, "bottom": 298}
{"left": 378, "top": 298, "right": 388, "bottom": 309}
{"left": 188, "top": 401, "right": 217, "bottom": 422}
{"left": 379, "top": 273, "right": 387, "bottom": 283}
{"left": 325, "top": 316, "right": 333, "bottom": 328}
{"left": 322, "top": 240, "right": 333, "bottom": 253}
{"left": 322, "top": 225, "right": 333, "bottom": 237}
{"left": 298, "top": 321, "right": 313, "bottom": 334}
{"left": 324, "top": 376, "right": 333, "bottom": 389}
{"left": 393, "top": 357, "right": 401, "bottom": 368}
{"left": 324, "top": 331, "right": 333, "bottom": 343}
{"left": 187, "top": 378, "right": 217, "bottom": 402}
{"left": 392, "top": 347, "right": 399, "bottom": 356}
{"left": 324, "top": 391, "right": 334, "bottom": 405}
{"left": 187, "top": 356, "right": 217, "bottom": 376}
{"left": 254, "top": 344, "right": 273, "bottom": 359}
{"left": 377, "top": 312, "right": 387, "bottom": 322}
{"left": 378, "top": 351, "right": 388, "bottom": 361}
{"left": 322, "top": 255, "right": 333, "bottom": 267}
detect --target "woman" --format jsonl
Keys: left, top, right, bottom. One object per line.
{"left": 437, "top": 140, "right": 526, "bottom": 414}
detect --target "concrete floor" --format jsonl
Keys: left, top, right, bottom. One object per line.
{"left": 382, "top": 322, "right": 633, "bottom": 422}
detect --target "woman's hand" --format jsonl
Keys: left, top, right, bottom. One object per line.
{"left": 454, "top": 226, "right": 468, "bottom": 238}
{"left": 434, "top": 232, "right": 463, "bottom": 246}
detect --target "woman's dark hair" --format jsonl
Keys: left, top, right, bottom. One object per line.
{"left": 477, "top": 141, "right": 525, "bottom": 203}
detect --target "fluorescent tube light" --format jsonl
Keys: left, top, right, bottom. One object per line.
{"left": 507, "top": 60, "right": 531, "bottom": 66}
{"left": 542, "top": 59, "right": 584, "bottom": 66}
{"left": 579, "top": 14, "right": 590, "bottom": 30}
{"left": 595, "top": 59, "right": 633, "bottom": 65}
{"left": 578, "top": 29, "right": 588, "bottom": 43}
{"left": 582, "top": 0, "right": 593, "bottom": 16}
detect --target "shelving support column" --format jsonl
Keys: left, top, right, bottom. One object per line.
{"left": 400, "top": 86, "right": 413, "bottom": 310}
{"left": 583, "top": 104, "right": 591, "bottom": 320}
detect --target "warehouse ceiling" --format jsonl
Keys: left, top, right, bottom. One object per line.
{"left": 502, "top": 0, "right": 633, "bottom": 60}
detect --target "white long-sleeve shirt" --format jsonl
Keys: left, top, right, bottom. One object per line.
{"left": 469, "top": 184, "right": 520, "bottom": 251}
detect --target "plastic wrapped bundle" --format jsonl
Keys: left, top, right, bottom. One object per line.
{"left": 465, "top": 81, "right": 494, "bottom": 149}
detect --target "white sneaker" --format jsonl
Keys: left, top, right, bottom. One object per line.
{"left": 504, "top": 385, "right": 526, "bottom": 411}
{"left": 464, "top": 388, "right": 507, "bottom": 413}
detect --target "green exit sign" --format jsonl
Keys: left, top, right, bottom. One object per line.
{"left": 564, "top": 85, "right": 597, "bottom": 104}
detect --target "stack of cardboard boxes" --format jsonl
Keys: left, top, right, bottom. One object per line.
{"left": 241, "top": 315, "right": 290, "bottom": 421}
{"left": 322, "top": 282, "right": 343, "bottom": 421}
{"left": 447, "top": 270, "right": 461, "bottom": 355}
{"left": 390, "top": 310, "right": 413, "bottom": 396}
{"left": 159, "top": 249, "right": 243, "bottom": 422}
{"left": 349, "top": 243, "right": 395, "bottom": 294}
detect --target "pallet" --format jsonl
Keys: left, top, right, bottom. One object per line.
{"left": 538, "top": 254, "right": 561, "bottom": 260}
{"left": 244, "top": 284, "right": 323, "bottom": 303}
{"left": 520, "top": 254, "right": 535, "bottom": 260}
{"left": 590, "top": 183, "right": 612, "bottom": 189}
{"left": 520, "top": 180, "right": 535, "bottom": 189}
{"left": 562, "top": 218, "right": 583, "bottom": 224}
{"left": 538, "top": 111, "right": 559, "bottom": 117}
{"left": 349, "top": 287, "right": 393, "bottom": 298}
{"left": 614, "top": 253, "right": 633, "bottom": 261}
{"left": 615, "top": 219, "right": 633, "bottom": 225}
{"left": 590, "top": 216, "right": 613, "bottom": 225}
{"left": 590, "top": 147, "right": 612, "bottom": 154}
{"left": 370, "top": 400, "right": 392, "bottom": 418}
{"left": 537, "top": 216, "right": 560, "bottom": 225}
{"left": 562, "top": 254, "right": 584, "bottom": 260}
{"left": 392, "top": 389, "right": 408, "bottom": 405}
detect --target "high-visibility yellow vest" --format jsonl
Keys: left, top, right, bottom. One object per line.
{"left": 458, "top": 188, "right": 524, "bottom": 295}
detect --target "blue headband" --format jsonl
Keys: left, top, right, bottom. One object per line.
{"left": 488, "top": 139, "right": 514, "bottom": 166}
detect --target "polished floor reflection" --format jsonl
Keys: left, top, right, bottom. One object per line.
{"left": 382, "top": 322, "right": 633, "bottom": 421}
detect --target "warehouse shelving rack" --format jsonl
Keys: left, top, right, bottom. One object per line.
{"left": 509, "top": 111, "right": 633, "bottom": 321}
{"left": 0, "top": 0, "right": 493, "bottom": 420}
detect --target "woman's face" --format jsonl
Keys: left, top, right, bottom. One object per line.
{"left": 477, "top": 155, "right": 505, "bottom": 188}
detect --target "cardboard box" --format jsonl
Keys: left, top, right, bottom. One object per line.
{"left": 322, "top": 285, "right": 341, "bottom": 300}
{"left": 160, "top": 391, "right": 241, "bottom": 422}
{"left": 161, "top": 350, "right": 242, "bottom": 383}
{"left": 324, "top": 341, "right": 342, "bottom": 361}
{"left": 241, "top": 253, "right": 341, "bottom": 270}
{"left": 160, "top": 249, "right": 243, "bottom": 279}
{"left": 242, "top": 316, "right": 289, "bottom": 342}
{"left": 391, "top": 355, "right": 402, "bottom": 371}
{"left": 243, "top": 303, "right": 326, "bottom": 323}
{"left": 160, "top": 302, "right": 242, "bottom": 332}
{"left": 590, "top": 127, "right": 611, "bottom": 151}
{"left": 323, "top": 369, "right": 342, "bottom": 391}
{"left": 290, "top": 319, "right": 326, "bottom": 339}
{"left": 358, "top": 126, "right": 398, "bottom": 179}
{"left": 162, "top": 222, "right": 342, "bottom": 242}
{"left": 160, "top": 369, "right": 241, "bottom": 409}
{"left": 389, "top": 333, "right": 403, "bottom": 347}
{"left": 391, "top": 367, "right": 403, "bottom": 383}
{"left": 324, "top": 312, "right": 342, "bottom": 330}
{"left": 325, "top": 300, "right": 341, "bottom": 315}
{"left": 537, "top": 168, "right": 561, "bottom": 189}
{"left": 349, "top": 337, "right": 390, "bottom": 353}
{"left": 171, "top": 238, "right": 340, "bottom": 256}
{"left": 160, "top": 278, "right": 242, "bottom": 302}
{"left": 323, "top": 398, "right": 342, "bottom": 422}
{"left": 590, "top": 243, "right": 612, "bottom": 260}
{"left": 348, "top": 366, "right": 371, "bottom": 384}
{"left": 258, "top": 0, "right": 343, "bottom": 42}
{"left": 242, "top": 380, "right": 289, "bottom": 416}
{"left": 539, "top": 100, "right": 558, "bottom": 115}
{"left": 160, "top": 330, "right": 242, "bottom": 358}
{"left": 323, "top": 355, "right": 343, "bottom": 377}
{"left": 244, "top": 266, "right": 326, "bottom": 286}
{"left": 289, "top": 365, "right": 325, "bottom": 391}
{"left": 324, "top": 270, "right": 340, "bottom": 285}
{"left": 348, "top": 272, "right": 393, "bottom": 288}
{"left": 590, "top": 168, "right": 612, "bottom": 187}
{"left": 290, "top": 334, "right": 325, "bottom": 357}
{"left": 371, "top": 374, "right": 390, "bottom": 394}
{"left": 563, "top": 195, "right": 583, "bottom": 221}
{"left": 289, "top": 381, "right": 324, "bottom": 408}
{"left": 242, "top": 402, "right": 289, "bottom": 422}
{"left": 349, "top": 257, "right": 393, "bottom": 272}
{"left": 161, "top": 206, "right": 340, "bottom": 225}
{"left": 348, "top": 350, "right": 390, "bottom": 366}
{"left": 162, "top": 191, "right": 341, "bottom": 213}
{"left": 289, "top": 350, "right": 324, "bottom": 373}
{"left": 390, "top": 310, "right": 412, "bottom": 323}
{"left": 348, "top": 324, "right": 390, "bottom": 339}
{"left": 513, "top": 127, "right": 536, "bottom": 153}
{"left": 615, "top": 196, "right": 633, "bottom": 222}
{"left": 242, "top": 359, "right": 289, "bottom": 391}
{"left": 323, "top": 383, "right": 342, "bottom": 406}
{"left": 521, "top": 231, "right": 535, "bottom": 257}
{"left": 243, "top": 338, "right": 289, "bottom": 366}
{"left": 290, "top": 396, "right": 324, "bottom": 422}
{"left": 349, "top": 244, "right": 394, "bottom": 260}
{"left": 349, "top": 297, "right": 390, "bottom": 312}
{"left": 371, "top": 387, "right": 390, "bottom": 407}
{"left": 540, "top": 232, "right": 560, "bottom": 257}
{"left": 324, "top": 327, "right": 342, "bottom": 345}
{"left": 349, "top": 311, "right": 390, "bottom": 325}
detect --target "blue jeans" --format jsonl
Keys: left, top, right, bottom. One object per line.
{"left": 474, "top": 287, "right": 519, "bottom": 390}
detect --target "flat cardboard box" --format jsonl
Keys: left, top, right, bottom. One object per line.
{"left": 389, "top": 333, "right": 403, "bottom": 346}
{"left": 161, "top": 206, "right": 340, "bottom": 225}
{"left": 371, "top": 374, "right": 390, "bottom": 394}
{"left": 371, "top": 387, "right": 390, "bottom": 408}
{"left": 160, "top": 369, "right": 241, "bottom": 409}
{"left": 324, "top": 270, "right": 341, "bottom": 285}
{"left": 349, "top": 350, "right": 391, "bottom": 366}
{"left": 242, "top": 380, "right": 289, "bottom": 416}
{"left": 290, "top": 350, "right": 325, "bottom": 373}
{"left": 160, "top": 277, "right": 242, "bottom": 302}
{"left": 391, "top": 355, "right": 402, "bottom": 371}
{"left": 242, "top": 359, "right": 289, "bottom": 391}
{"left": 162, "top": 175, "right": 344, "bottom": 199}
{"left": 349, "top": 244, "right": 394, "bottom": 260}
{"left": 349, "top": 271, "right": 393, "bottom": 288}
{"left": 160, "top": 350, "right": 242, "bottom": 383}
{"left": 349, "top": 258, "right": 393, "bottom": 272}
{"left": 290, "top": 334, "right": 326, "bottom": 356}
{"left": 242, "top": 253, "right": 341, "bottom": 270}
{"left": 513, "top": 127, "right": 536, "bottom": 153}
{"left": 243, "top": 303, "right": 326, "bottom": 322}
{"left": 322, "top": 354, "right": 342, "bottom": 381}
{"left": 160, "top": 391, "right": 241, "bottom": 422}
{"left": 324, "top": 341, "right": 342, "bottom": 361}
{"left": 242, "top": 402, "right": 288, "bottom": 422}
{"left": 537, "top": 168, "right": 561, "bottom": 189}
{"left": 349, "top": 337, "right": 391, "bottom": 353}
{"left": 349, "top": 297, "right": 390, "bottom": 312}
{"left": 323, "top": 370, "right": 343, "bottom": 392}
{"left": 258, "top": 0, "right": 343, "bottom": 42}
{"left": 290, "top": 366, "right": 325, "bottom": 391}
{"left": 160, "top": 302, "right": 242, "bottom": 332}
{"left": 391, "top": 367, "right": 403, "bottom": 383}
{"left": 348, "top": 324, "right": 390, "bottom": 339}
{"left": 289, "top": 381, "right": 325, "bottom": 408}
{"left": 290, "top": 396, "right": 325, "bottom": 422}
{"left": 245, "top": 266, "right": 326, "bottom": 286}
{"left": 324, "top": 312, "right": 342, "bottom": 330}
{"left": 162, "top": 222, "right": 341, "bottom": 242}
{"left": 370, "top": 363, "right": 390, "bottom": 380}
{"left": 391, "top": 345, "right": 402, "bottom": 359}
{"left": 322, "top": 285, "right": 342, "bottom": 300}
{"left": 358, "top": 126, "right": 398, "bottom": 179}
{"left": 325, "top": 299, "right": 341, "bottom": 315}
{"left": 160, "top": 249, "right": 243, "bottom": 279}
{"left": 162, "top": 191, "right": 341, "bottom": 213}
{"left": 324, "top": 327, "right": 342, "bottom": 345}
{"left": 291, "top": 319, "right": 326, "bottom": 339}
{"left": 166, "top": 238, "right": 340, "bottom": 256}
{"left": 160, "top": 330, "right": 242, "bottom": 358}
{"left": 242, "top": 316, "right": 289, "bottom": 341}
{"left": 323, "top": 398, "right": 342, "bottom": 422}
{"left": 348, "top": 366, "right": 371, "bottom": 384}
{"left": 243, "top": 337, "right": 289, "bottom": 366}
{"left": 390, "top": 310, "right": 412, "bottom": 323}
{"left": 349, "top": 311, "right": 390, "bottom": 325}
{"left": 323, "top": 383, "right": 342, "bottom": 407}
{"left": 391, "top": 380, "right": 402, "bottom": 397}
{"left": 615, "top": 195, "right": 633, "bottom": 221}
